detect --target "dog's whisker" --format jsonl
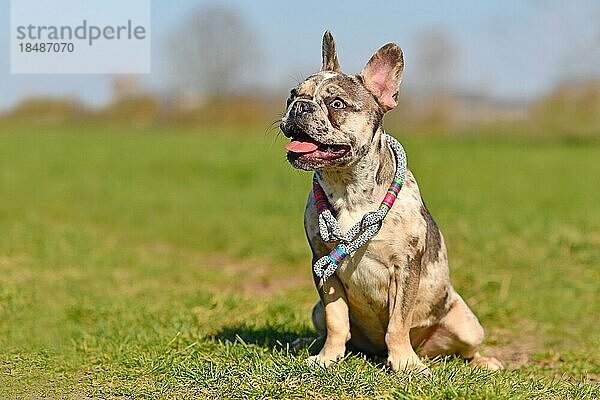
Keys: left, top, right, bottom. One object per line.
{"left": 264, "top": 119, "right": 281, "bottom": 136}
{"left": 265, "top": 120, "right": 284, "bottom": 146}
{"left": 288, "top": 73, "right": 306, "bottom": 86}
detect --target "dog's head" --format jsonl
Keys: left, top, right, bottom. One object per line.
{"left": 280, "top": 31, "right": 404, "bottom": 171}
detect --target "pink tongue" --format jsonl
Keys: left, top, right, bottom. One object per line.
{"left": 285, "top": 140, "right": 319, "bottom": 153}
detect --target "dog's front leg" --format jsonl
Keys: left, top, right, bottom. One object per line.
{"left": 385, "top": 258, "right": 430, "bottom": 375}
{"left": 308, "top": 274, "right": 350, "bottom": 367}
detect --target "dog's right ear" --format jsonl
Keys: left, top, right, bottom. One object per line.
{"left": 321, "top": 31, "right": 341, "bottom": 73}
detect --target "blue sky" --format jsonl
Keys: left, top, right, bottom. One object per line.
{"left": 1, "top": 0, "right": 599, "bottom": 109}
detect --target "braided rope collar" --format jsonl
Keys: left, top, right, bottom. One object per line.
{"left": 312, "top": 133, "right": 407, "bottom": 281}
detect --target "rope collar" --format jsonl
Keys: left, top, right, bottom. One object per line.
{"left": 312, "top": 133, "right": 407, "bottom": 280}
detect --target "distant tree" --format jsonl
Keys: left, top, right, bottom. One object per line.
{"left": 167, "top": 4, "right": 261, "bottom": 98}
{"left": 412, "top": 28, "right": 460, "bottom": 126}
{"left": 413, "top": 28, "right": 458, "bottom": 95}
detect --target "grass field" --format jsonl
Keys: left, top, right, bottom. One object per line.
{"left": 0, "top": 124, "right": 598, "bottom": 399}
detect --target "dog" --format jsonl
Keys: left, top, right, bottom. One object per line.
{"left": 280, "top": 32, "right": 503, "bottom": 374}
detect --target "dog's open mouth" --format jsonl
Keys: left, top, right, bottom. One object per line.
{"left": 285, "top": 131, "right": 350, "bottom": 161}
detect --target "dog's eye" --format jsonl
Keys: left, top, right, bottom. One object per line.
{"left": 329, "top": 98, "right": 347, "bottom": 110}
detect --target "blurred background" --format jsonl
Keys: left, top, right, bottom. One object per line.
{"left": 1, "top": 0, "right": 599, "bottom": 137}
{"left": 1, "top": 1, "right": 599, "bottom": 396}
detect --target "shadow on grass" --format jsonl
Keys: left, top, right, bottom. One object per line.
{"left": 213, "top": 325, "right": 387, "bottom": 362}
{"left": 212, "top": 325, "right": 497, "bottom": 371}
{"left": 213, "top": 325, "right": 322, "bottom": 354}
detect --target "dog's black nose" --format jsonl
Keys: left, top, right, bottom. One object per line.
{"left": 291, "top": 100, "right": 314, "bottom": 117}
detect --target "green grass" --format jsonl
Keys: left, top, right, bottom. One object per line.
{"left": 0, "top": 124, "right": 598, "bottom": 399}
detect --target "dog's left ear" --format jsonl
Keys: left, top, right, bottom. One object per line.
{"left": 360, "top": 43, "right": 404, "bottom": 111}
{"left": 321, "top": 31, "right": 341, "bottom": 72}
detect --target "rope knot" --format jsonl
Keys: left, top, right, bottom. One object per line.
{"left": 360, "top": 210, "right": 385, "bottom": 233}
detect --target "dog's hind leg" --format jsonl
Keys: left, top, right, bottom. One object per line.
{"left": 311, "top": 300, "right": 326, "bottom": 335}
{"left": 413, "top": 292, "right": 503, "bottom": 370}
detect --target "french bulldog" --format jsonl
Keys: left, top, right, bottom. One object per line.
{"left": 279, "top": 31, "right": 503, "bottom": 374}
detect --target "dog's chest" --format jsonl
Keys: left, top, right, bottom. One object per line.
{"left": 325, "top": 183, "right": 426, "bottom": 315}
{"left": 333, "top": 207, "right": 395, "bottom": 308}
{"left": 305, "top": 169, "right": 427, "bottom": 324}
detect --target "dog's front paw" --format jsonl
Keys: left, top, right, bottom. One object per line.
{"left": 386, "top": 355, "right": 431, "bottom": 376}
{"left": 306, "top": 351, "right": 345, "bottom": 368}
